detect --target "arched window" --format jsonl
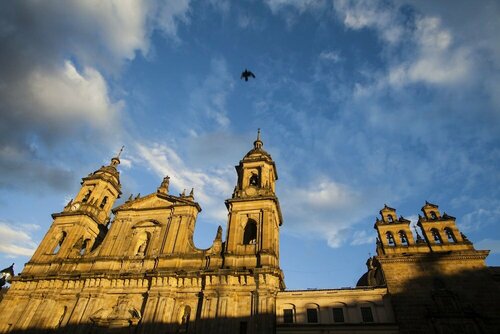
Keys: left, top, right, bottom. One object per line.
{"left": 399, "top": 231, "right": 409, "bottom": 246}
{"left": 305, "top": 303, "right": 320, "bottom": 323}
{"left": 431, "top": 228, "right": 442, "bottom": 244}
{"left": 53, "top": 231, "right": 67, "bottom": 254}
{"left": 307, "top": 308, "right": 318, "bottom": 323}
{"left": 282, "top": 304, "right": 295, "bottom": 324}
{"left": 332, "top": 304, "right": 346, "bottom": 323}
{"left": 444, "top": 228, "right": 456, "bottom": 243}
{"left": 80, "top": 239, "right": 90, "bottom": 256}
{"left": 430, "top": 211, "right": 437, "bottom": 219}
{"left": 82, "top": 190, "right": 91, "bottom": 203}
{"left": 135, "top": 232, "right": 150, "bottom": 256}
{"left": 249, "top": 173, "right": 260, "bottom": 187}
{"left": 99, "top": 196, "right": 108, "bottom": 209}
{"left": 386, "top": 232, "right": 395, "bottom": 246}
{"left": 387, "top": 214, "right": 394, "bottom": 223}
{"left": 243, "top": 220, "right": 257, "bottom": 245}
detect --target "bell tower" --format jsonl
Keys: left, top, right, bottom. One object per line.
{"left": 224, "top": 130, "right": 283, "bottom": 270}
{"left": 26, "top": 150, "right": 122, "bottom": 270}
{"left": 417, "top": 201, "right": 473, "bottom": 252}
{"left": 374, "top": 204, "right": 423, "bottom": 255}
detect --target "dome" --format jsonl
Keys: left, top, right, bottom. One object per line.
{"left": 243, "top": 129, "right": 273, "bottom": 161}
{"left": 356, "top": 257, "right": 385, "bottom": 287}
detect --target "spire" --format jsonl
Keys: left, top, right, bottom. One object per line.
{"left": 110, "top": 146, "right": 124, "bottom": 167}
{"left": 253, "top": 128, "right": 263, "bottom": 150}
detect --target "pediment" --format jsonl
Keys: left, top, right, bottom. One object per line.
{"left": 132, "top": 220, "right": 161, "bottom": 229}
{"left": 114, "top": 193, "right": 176, "bottom": 211}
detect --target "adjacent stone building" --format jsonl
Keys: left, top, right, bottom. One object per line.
{"left": 0, "top": 133, "right": 498, "bottom": 334}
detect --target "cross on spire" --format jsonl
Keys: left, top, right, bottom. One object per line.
{"left": 117, "top": 146, "right": 124, "bottom": 159}
{"left": 111, "top": 146, "right": 124, "bottom": 166}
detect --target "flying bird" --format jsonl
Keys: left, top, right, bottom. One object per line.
{"left": 241, "top": 69, "right": 256, "bottom": 81}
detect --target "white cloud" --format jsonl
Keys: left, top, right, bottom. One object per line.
{"left": 69, "top": 0, "right": 150, "bottom": 65}
{"left": 136, "top": 142, "right": 234, "bottom": 222}
{"left": 29, "top": 0, "right": 191, "bottom": 70}
{"left": 319, "top": 50, "right": 342, "bottom": 63}
{"left": 333, "top": 0, "right": 403, "bottom": 44}
{"left": 264, "top": 0, "right": 324, "bottom": 14}
{"left": 152, "top": 1, "right": 191, "bottom": 41}
{"left": 119, "top": 157, "right": 133, "bottom": 169}
{"left": 297, "top": 179, "right": 360, "bottom": 210}
{"left": 0, "top": 222, "right": 39, "bottom": 257}
{"left": 280, "top": 178, "right": 377, "bottom": 248}
{"left": 188, "top": 57, "right": 234, "bottom": 129}
{"left": 392, "top": 16, "right": 472, "bottom": 87}
{"left": 332, "top": 1, "right": 474, "bottom": 89}
{"left": 351, "top": 230, "right": 375, "bottom": 246}
{"left": 208, "top": 0, "right": 230, "bottom": 15}
{"left": 406, "top": 215, "right": 419, "bottom": 227}
{"left": 0, "top": 1, "right": 192, "bottom": 190}
{"left": 26, "top": 61, "right": 122, "bottom": 128}
{"left": 237, "top": 14, "right": 264, "bottom": 30}
{"left": 476, "top": 239, "right": 500, "bottom": 254}
{"left": 460, "top": 208, "right": 500, "bottom": 233}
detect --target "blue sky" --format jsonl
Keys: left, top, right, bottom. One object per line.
{"left": 0, "top": 0, "right": 499, "bottom": 289}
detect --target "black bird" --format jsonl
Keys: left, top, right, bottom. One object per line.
{"left": 241, "top": 68, "right": 256, "bottom": 81}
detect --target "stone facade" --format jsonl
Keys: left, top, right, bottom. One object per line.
{"left": 370, "top": 204, "right": 500, "bottom": 334}
{"left": 276, "top": 287, "right": 398, "bottom": 333}
{"left": 0, "top": 133, "right": 498, "bottom": 334}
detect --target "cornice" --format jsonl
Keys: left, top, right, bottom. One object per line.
{"left": 376, "top": 250, "right": 489, "bottom": 263}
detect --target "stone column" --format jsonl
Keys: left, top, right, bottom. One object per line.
{"left": 14, "top": 293, "right": 43, "bottom": 331}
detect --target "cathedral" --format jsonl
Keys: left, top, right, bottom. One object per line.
{"left": 0, "top": 133, "right": 499, "bottom": 334}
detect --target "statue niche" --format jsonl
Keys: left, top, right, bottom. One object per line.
{"left": 134, "top": 232, "right": 150, "bottom": 256}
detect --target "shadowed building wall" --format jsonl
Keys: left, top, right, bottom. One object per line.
{"left": 367, "top": 203, "right": 500, "bottom": 334}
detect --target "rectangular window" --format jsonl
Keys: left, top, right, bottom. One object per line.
{"left": 332, "top": 308, "right": 344, "bottom": 322}
{"left": 307, "top": 308, "right": 318, "bottom": 323}
{"left": 283, "top": 309, "right": 294, "bottom": 323}
{"left": 361, "top": 307, "right": 374, "bottom": 322}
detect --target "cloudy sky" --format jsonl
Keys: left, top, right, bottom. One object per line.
{"left": 0, "top": 0, "right": 499, "bottom": 289}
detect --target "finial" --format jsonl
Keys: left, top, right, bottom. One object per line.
{"left": 189, "top": 188, "right": 194, "bottom": 197}
{"left": 64, "top": 198, "right": 73, "bottom": 210}
{"left": 117, "top": 146, "right": 124, "bottom": 158}
{"left": 253, "top": 128, "right": 263, "bottom": 149}
{"left": 157, "top": 176, "right": 170, "bottom": 194}
{"left": 111, "top": 146, "right": 124, "bottom": 166}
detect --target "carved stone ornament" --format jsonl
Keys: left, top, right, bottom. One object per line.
{"left": 90, "top": 298, "right": 141, "bottom": 328}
